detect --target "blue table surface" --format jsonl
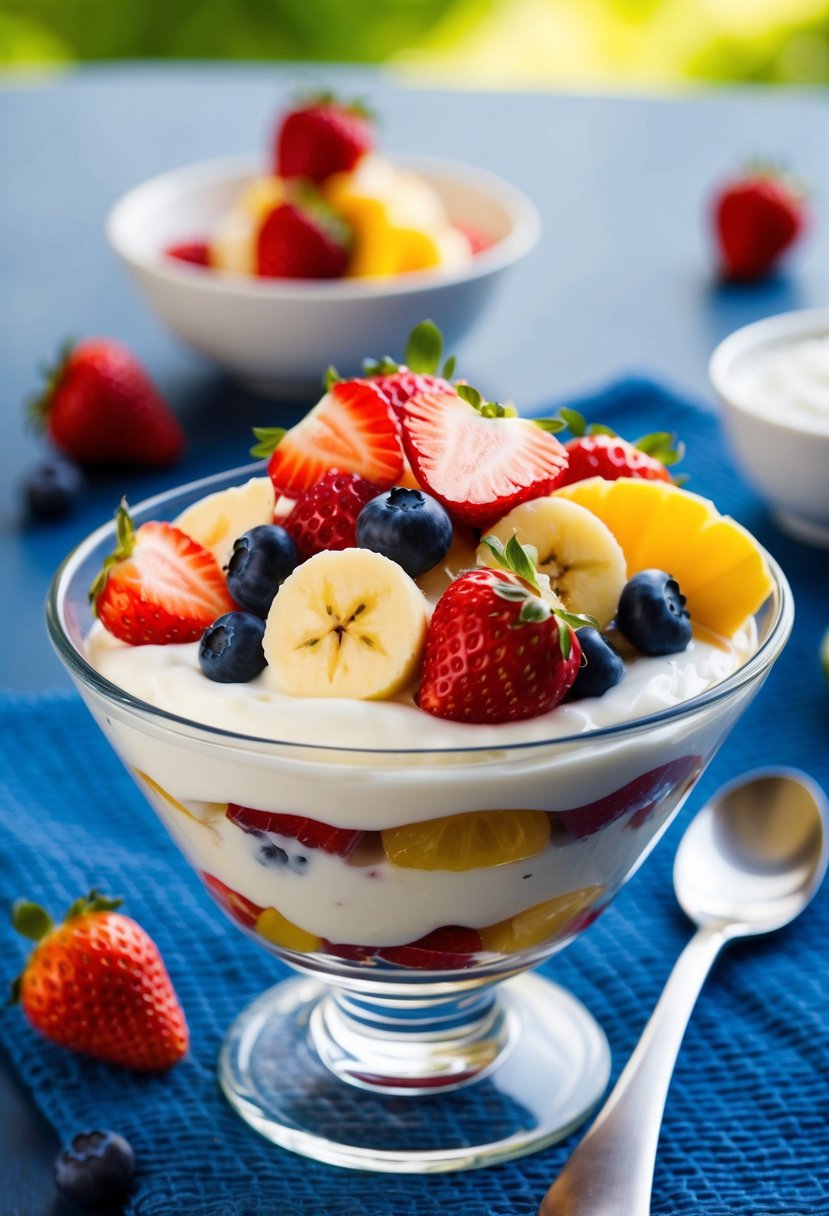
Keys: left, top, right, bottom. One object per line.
{"left": 1, "top": 63, "right": 828, "bottom": 1214}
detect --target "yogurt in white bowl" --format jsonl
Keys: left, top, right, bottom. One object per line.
{"left": 710, "top": 308, "right": 829, "bottom": 546}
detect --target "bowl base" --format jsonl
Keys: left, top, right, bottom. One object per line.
{"left": 218, "top": 971, "right": 610, "bottom": 1173}
{"left": 773, "top": 509, "right": 829, "bottom": 549}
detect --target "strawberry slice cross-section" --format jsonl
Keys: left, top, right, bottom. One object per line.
{"left": 400, "top": 385, "right": 569, "bottom": 528}
{"left": 252, "top": 379, "right": 403, "bottom": 499}
{"left": 90, "top": 501, "right": 235, "bottom": 646}
{"left": 226, "top": 804, "right": 363, "bottom": 858}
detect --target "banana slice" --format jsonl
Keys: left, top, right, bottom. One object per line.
{"left": 477, "top": 497, "right": 626, "bottom": 628}
{"left": 264, "top": 549, "right": 428, "bottom": 699}
{"left": 175, "top": 476, "right": 276, "bottom": 570}
{"left": 416, "top": 525, "right": 478, "bottom": 607}
{"left": 210, "top": 208, "right": 256, "bottom": 275}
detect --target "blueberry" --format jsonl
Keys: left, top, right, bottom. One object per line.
{"left": 54, "top": 1129, "right": 135, "bottom": 1206}
{"left": 567, "top": 627, "right": 625, "bottom": 699}
{"left": 23, "top": 457, "right": 85, "bottom": 521}
{"left": 356, "top": 487, "right": 452, "bottom": 578}
{"left": 199, "top": 611, "right": 267, "bottom": 683}
{"left": 249, "top": 830, "right": 309, "bottom": 873}
{"left": 226, "top": 524, "right": 297, "bottom": 617}
{"left": 617, "top": 569, "right": 692, "bottom": 656}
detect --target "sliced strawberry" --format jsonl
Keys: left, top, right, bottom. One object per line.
{"left": 166, "top": 241, "right": 210, "bottom": 267}
{"left": 379, "top": 925, "right": 484, "bottom": 970}
{"left": 283, "top": 470, "right": 381, "bottom": 560}
{"left": 322, "top": 940, "right": 378, "bottom": 962}
{"left": 252, "top": 379, "right": 403, "bottom": 498}
{"left": 202, "top": 872, "right": 263, "bottom": 930}
{"left": 91, "top": 503, "right": 235, "bottom": 646}
{"left": 401, "top": 386, "right": 569, "bottom": 528}
{"left": 551, "top": 755, "right": 702, "bottom": 840}
{"left": 227, "top": 804, "right": 363, "bottom": 858}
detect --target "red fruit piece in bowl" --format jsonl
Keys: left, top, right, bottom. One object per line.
{"left": 379, "top": 925, "right": 484, "bottom": 970}
{"left": 552, "top": 755, "right": 703, "bottom": 840}
{"left": 226, "top": 805, "right": 363, "bottom": 858}
{"left": 275, "top": 96, "right": 374, "bottom": 184}
{"left": 166, "top": 241, "right": 210, "bottom": 267}
{"left": 202, "top": 873, "right": 264, "bottom": 930}
{"left": 554, "top": 409, "right": 682, "bottom": 488}
{"left": 252, "top": 379, "right": 403, "bottom": 499}
{"left": 256, "top": 199, "right": 351, "bottom": 280}
{"left": 361, "top": 319, "right": 457, "bottom": 420}
{"left": 283, "top": 470, "right": 381, "bottom": 560}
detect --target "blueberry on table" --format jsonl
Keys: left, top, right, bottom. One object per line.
{"left": 617, "top": 569, "right": 692, "bottom": 656}
{"left": 22, "top": 456, "right": 84, "bottom": 521}
{"left": 356, "top": 487, "right": 453, "bottom": 578}
{"left": 199, "top": 611, "right": 267, "bottom": 683}
{"left": 567, "top": 626, "right": 625, "bottom": 700}
{"left": 54, "top": 1129, "right": 135, "bottom": 1206}
{"left": 226, "top": 524, "right": 297, "bottom": 617}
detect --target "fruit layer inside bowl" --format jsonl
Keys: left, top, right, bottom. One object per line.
{"left": 83, "top": 322, "right": 773, "bottom": 969}
{"left": 165, "top": 95, "right": 488, "bottom": 281}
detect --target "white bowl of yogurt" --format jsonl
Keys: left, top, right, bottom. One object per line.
{"left": 46, "top": 465, "right": 793, "bottom": 1174}
{"left": 710, "top": 308, "right": 829, "bottom": 547}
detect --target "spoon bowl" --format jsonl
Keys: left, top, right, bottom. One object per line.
{"left": 675, "top": 769, "right": 828, "bottom": 937}
{"left": 539, "top": 768, "right": 828, "bottom": 1216}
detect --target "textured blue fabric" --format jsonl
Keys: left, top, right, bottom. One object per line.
{"left": 1, "top": 377, "right": 827, "bottom": 1216}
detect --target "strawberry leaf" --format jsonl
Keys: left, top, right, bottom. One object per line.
{"left": 634, "top": 431, "right": 684, "bottom": 467}
{"left": 323, "top": 365, "right": 342, "bottom": 389}
{"left": 250, "top": 426, "right": 287, "bottom": 459}
{"left": 404, "top": 320, "right": 443, "bottom": 374}
{"left": 362, "top": 356, "right": 399, "bottom": 377}
{"left": 558, "top": 618, "right": 572, "bottom": 660}
{"left": 559, "top": 408, "right": 587, "bottom": 437}
{"left": 555, "top": 607, "right": 599, "bottom": 632}
{"left": 65, "top": 889, "right": 124, "bottom": 920}
{"left": 89, "top": 500, "right": 136, "bottom": 609}
{"left": 533, "top": 418, "right": 566, "bottom": 434}
{"left": 518, "top": 597, "right": 553, "bottom": 624}
{"left": 480, "top": 534, "right": 541, "bottom": 593}
{"left": 11, "top": 900, "right": 53, "bottom": 942}
{"left": 442, "top": 355, "right": 456, "bottom": 379}
{"left": 456, "top": 383, "right": 484, "bottom": 410}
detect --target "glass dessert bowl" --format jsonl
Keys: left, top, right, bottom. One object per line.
{"left": 47, "top": 466, "right": 793, "bottom": 1174}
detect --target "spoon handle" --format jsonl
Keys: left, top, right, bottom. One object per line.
{"left": 539, "top": 923, "right": 726, "bottom": 1216}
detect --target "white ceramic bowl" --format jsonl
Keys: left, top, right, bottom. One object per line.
{"left": 709, "top": 308, "right": 829, "bottom": 547}
{"left": 107, "top": 153, "right": 541, "bottom": 395}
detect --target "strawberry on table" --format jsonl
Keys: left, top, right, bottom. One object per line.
{"left": 275, "top": 93, "right": 374, "bottom": 184}
{"left": 252, "top": 378, "right": 403, "bottom": 498}
{"left": 419, "top": 535, "right": 586, "bottom": 724}
{"left": 91, "top": 500, "right": 235, "bottom": 646}
{"left": 554, "top": 409, "right": 682, "bottom": 487}
{"left": 400, "top": 383, "right": 569, "bottom": 528}
{"left": 256, "top": 193, "right": 352, "bottom": 279}
{"left": 283, "top": 469, "right": 381, "bottom": 560}
{"left": 713, "top": 168, "right": 806, "bottom": 281}
{"left": 10, "top": 890, "right": 188, "bottom": 1071}
{"left": 29, "top": 338, "right": 185, "bottom": 468}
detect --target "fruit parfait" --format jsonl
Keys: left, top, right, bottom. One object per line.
{"left": 49, "top": 325, "right": 792, "bottom": 1171}
{"left": 166, "top": 94, "right": 481, "bottom": 281}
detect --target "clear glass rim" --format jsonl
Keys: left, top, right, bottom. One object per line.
{"left": 46, "top": 461, "right": 795, "bottom": 758}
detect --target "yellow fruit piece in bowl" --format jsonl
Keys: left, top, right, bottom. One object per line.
{"left": 382, "top": 810, "right": 550, "bottom": 872}
{"left": 555, "top": 478, "right": 773, "bottom": 637}
{"left": 240, "top": 176, "right": 285, "bottom": 223}
{"left": 480, "top": 885, "right": 604, "bottom": 954}
{"left": 256, "top": 907, "right": 322, "bottom": 953}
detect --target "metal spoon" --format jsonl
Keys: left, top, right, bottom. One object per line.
{"left": 538, "top": 768, "right": 828, "bottom": 1216}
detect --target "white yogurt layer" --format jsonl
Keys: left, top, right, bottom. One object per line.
{"left": 86, "top": 622, "right": 753, "bottom": 751}
{"left": 734, "top": 335, "right": 829, "bottom": 431}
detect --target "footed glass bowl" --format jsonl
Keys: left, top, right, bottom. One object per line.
{"left": 47, "top": 468, "right": 793, "bottom": 1173}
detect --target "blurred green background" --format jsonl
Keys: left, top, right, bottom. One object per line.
{"left": 2, "top": 0, "right": 829, "bottom": 85}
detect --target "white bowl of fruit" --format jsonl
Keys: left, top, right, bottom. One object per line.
{"left": 107, "top": 95, "right": 540, "bottom": 393}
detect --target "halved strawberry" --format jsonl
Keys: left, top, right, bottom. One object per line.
{"left": 361, "top": 319, "right": 458, "bottom": 419}
{"left": 401, "top": 385, "right": 569, "bottom": 528}
{"left": 252, "top": 379, "right": 403, "bottom": 498}
{"left": 90, "top": 502, "right": 235, "bottom": 646}
{"left": 379, "top": 925, "right": 484, "bottom": 970}
{"left": 226, "top": 804, "right": 363, "bottom": 858}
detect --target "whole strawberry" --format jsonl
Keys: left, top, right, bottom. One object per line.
{"left": 283, "top": 469, "right": 381, "bottom": 560}
{"left": 275, "top": 94, "right": 373, "bottom": 184}
{"left": 11, "top": 890, "right": 188, "bottom": 1071}
{"left": 419, "top": 536, "right": 584, "bottom": 724}
{"left": 713, "top": 169, "right": 806, "bottom": 281}
{"left": 554, "top": 410, "right": 682, "bottom": 488}
{"left": 30, "top": 339, "right": 185, "bottom": 467}
{"left": 256, "top": 197, "right": 352, "bottom": 279}
{"left": 91, "top": 500, "right": 235, "bottom": 646}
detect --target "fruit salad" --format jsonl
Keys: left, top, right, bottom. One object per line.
{"left": 165, "top": 95, "right": 482, "bottom": 281}
{"left": 82, "top": 324, "right": 776, "bottom": 972}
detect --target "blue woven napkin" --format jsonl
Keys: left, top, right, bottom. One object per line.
{"left": 1, "top": 377, "right": 828, "bottom": 1216}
